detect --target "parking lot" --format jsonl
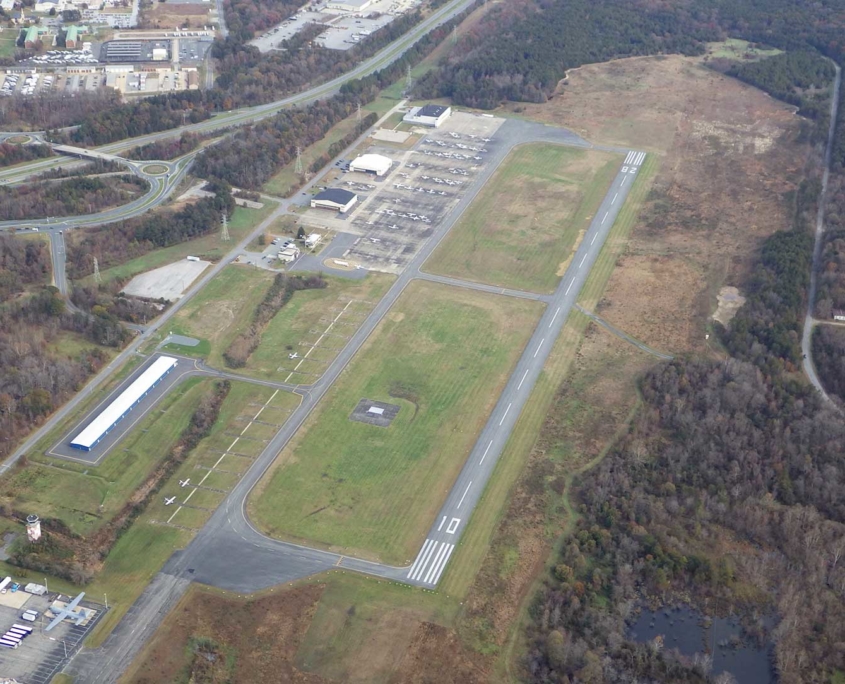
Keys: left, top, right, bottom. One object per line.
{"left": 299, "top": 111, "right": 505, "bottom": 273}
{"left": 0, "top": 590, "right": 105, "bottom": 684}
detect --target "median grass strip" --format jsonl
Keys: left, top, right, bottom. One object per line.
{"left": 250, "top": 280, "right": 544, "bottom": 564}
{"left": 427, "top": 144, "right": 621, "bottom": 294}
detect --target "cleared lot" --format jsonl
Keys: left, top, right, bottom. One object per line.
{"left": 122, "top": 258, "right": 210, "bottom": 301}
{"left": 427, "top": 144, "right": 621, "bottom": 293}
{"left": 249, "top": 280, "right": 545, "bottom": 565}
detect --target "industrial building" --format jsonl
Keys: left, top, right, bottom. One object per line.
{"left": 325, "top": 0, "right": 372, "bottom": 11}
{"left": 403, "top": 104, "right": 452, "bottom": 128}
{"left": 349, "top": 153, "right": 392, "bottom": 177}
{"left": 311, "top": 188, "right": 358, "bottom": 213}
{"left": 70, "top": 356, "right": 178, "bottom": 451}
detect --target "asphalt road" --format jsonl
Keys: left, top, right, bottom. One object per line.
{"left": 803, "top": 62, "right": 841, "bottom": 405}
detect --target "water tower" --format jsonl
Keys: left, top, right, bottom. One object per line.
{"left": 25, "top": 514, "right": 41, "bottom": 542}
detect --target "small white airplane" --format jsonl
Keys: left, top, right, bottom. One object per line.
{"left": 179, "top": 479, "right": 190, "bottom": 488}
{"left": 390, "top": 224, "right": 399, "bottom": 230}
{"left": 289, "top": 352, "right": 299, "bottom": 359}
{"left": 164, "top": 496, "right": 176, "bottom": 505}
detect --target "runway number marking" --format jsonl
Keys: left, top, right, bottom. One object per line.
{"left": 446, "top": 517, "right": 461, "bottom": 534}
{"left": 457, "top": 482, "right": 472, "bottom": 509}
{"left": 438, "top": 516, "right": 446, "bottom": 531}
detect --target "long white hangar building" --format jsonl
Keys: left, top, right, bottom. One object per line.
{"left": 349, "top": 153, "right": 392, "bottom": 177}
{"left": 70, "top": 355, "right": 178, "bottom": 451}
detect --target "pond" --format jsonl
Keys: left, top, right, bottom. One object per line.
{"left": 629, "top": 606, "right": 776, "bottom": 683}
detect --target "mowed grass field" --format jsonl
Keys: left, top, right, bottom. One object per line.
{"left": 250, "top": 281, "right": 544, "bottom": 565}
{"left": 427, "top": 144, "right": 621, "bottom": 294}
{"left": 0, "top": 377, "right": 208, "bottom": 536}
{"left": 161, "top": 265, "right": 275, "bottom": 366}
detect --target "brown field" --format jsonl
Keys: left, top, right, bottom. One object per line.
{"left": 144, "top": 1, "right": 212, "bottom": 30}
{"left": 508, "top": 54, "right": 811, "bottom": 354}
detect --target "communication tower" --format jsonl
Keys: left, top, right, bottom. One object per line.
{"left": 221, "top": 212, "right": 230, "bottom": 241}
{"left": 294, "top": 146, "right": 304, "bottom": 176}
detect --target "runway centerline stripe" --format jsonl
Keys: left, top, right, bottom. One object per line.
{"left": 534, "top": 339, "right": 545, "bottom": 358}
{"left": 549, "top": 306, "right": 561, "bottom": 328}
{"left": 479, "top": 440, "right": 493, "bottom": 465}
{"left": 612, "top": 192, "right": 618, "bottom": 205}
{"left": 518, "top": 368, "right": 529, "bottom": 390}
{"left": 579, "top": 253, "right": 588, "bottom": 268}
{"left": 602, "top": 212, "right": 609, "bottom": 224}
{"left": 565, "top": 280, "right": 574, "bottom": 295}
{"left": 457, "top": 481, "right": 472, "bottom": 509}
{"left": 499, "top": 402, "right": 512, "bottom": 426}
{"left": 591, "top": 233, "right": 597, "bottom": 245}
{"left": 438, "top": 516, "right": 446, "bottom": 532}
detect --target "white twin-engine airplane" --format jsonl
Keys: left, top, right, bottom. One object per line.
{"left": 179, "top": 479, "right": 190, "bottom": 488}
{"left": 164, "top": 496, "right": 176, "bottom": 506}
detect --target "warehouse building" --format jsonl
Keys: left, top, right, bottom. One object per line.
{"left": 311, "top": 188, "right": 358, "bottom": 213}
{"left": 326, "top": 0, "right": 372, "bottom": 10}
{"left": 403, "top": 104, "right": 452, "bottom": 128}
{"left": 70, "top": 356, "right": 178, "bottom": 451}
{"left": 349, "top": 153, "right": 392, "bottom": 177}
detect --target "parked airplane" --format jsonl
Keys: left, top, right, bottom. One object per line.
{"left": 179, "top": 479, "right": 190, "bottom": 488}
{"left": 45, "top": 593, "right": 87, "bottom": 632}
{"left": 164, "top": 497, "right": 176, "bottom": 505}
{"left": 289, "top": 352, "right": 299, "bottom": 359}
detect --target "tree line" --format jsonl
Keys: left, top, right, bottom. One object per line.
{"left": 223, "top": 0, "right": 306, "bottom": 42}
{"left": 65, "top": 180, "right": 235, "bottom": 278}
{"left": 0, "top": 143, "right": 53, "bottom": 169}
{"left": 0, "top": 235, "right": 50, "bottom": 302}
{"left": 0, "top": 176, "right": 149, "bottom": 222}
{"left": 125, "top": 132, "right": 204, "bottom": 162}
{"left": 417, "top": 0, "right": 845, "bottom": 110}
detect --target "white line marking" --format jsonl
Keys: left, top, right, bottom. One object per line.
{"left": 499, "top": 402, "right": 512, "bottom": 425}
{"left": 612, "top": 192, "right": 618, "bottom": 205}
{"left": 438, "top": 516, "right": 446, "bottom": 532}
{"left": 411, "top": 539, "right": 439, "bottom": 580}
{"left": 518, "top": 368, "right": 529, "bottom": 390}
{"left": 457, "top": 481, "right": 472, "bottom": 509}
{"left": 579, "top": 253, "right": 588, "bottom": 268}
{"left": 635, "top": 152, "right": 645, "bottom": 166}
{"left": 602, "top": 212, "right": 609, "bottom": 224}
{"left": 625, "top": 151, "right": 634, "bottom": 164}
{"left": 431, "top": 544, "right": 455, "bottom": 585}
{"left": 565, "top": 280, "right": 574, "bottom": 295}
{"left": 424, "top": 543, "right": 448, "bottom": 583}
{"left": 407, "top": 539, "right": 434, "bottom": 578}
{"left": 533, "top": 339, "right": 545, "bottom": 358}
{"left": 548, "top": 306, "right": 561, "bottom": 328}
{"left": 591, "top": 233, "right": 597, "bottom": 245}
{"left": 621, "top": 174, "right": 628, "bottom": 186}
{"left": 479, "top": 440, "right": 493, "bottom": 465}
{"left": 446, "top": 517, "right": 461, "bottom": 534}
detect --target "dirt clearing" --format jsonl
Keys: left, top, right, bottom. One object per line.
{"left": 510, "top": 55, "right": 810, "bottom": 353}
{"left": 122, "top": 259, "right": 210, "bottom": 301}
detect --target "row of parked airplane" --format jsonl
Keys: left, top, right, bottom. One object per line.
{"left": 163, "top": 479, "right": 191, "bottom": 506}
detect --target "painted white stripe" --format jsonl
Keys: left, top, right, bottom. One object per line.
{"left": 479, "top": 440, "right": 493, "bottom": 465}
{"left": 408, "top": 539, "right": 434, "bottom": 578}
{"left": 625, "top": 151, "right": 634, "bottom": 164}
{"left": 411, "top": 539, "right": 439, "bottom": 580}
{"left": 612, "top": 192, "right": 618, "bottom": 205}
{"left": 549, "top": 306, "right": 561, "bottom": 328}
{"left": 602, "top": 212, "right": 609, "bottom": 224}
{"left": 518, "top": 368, "right": 530, "bottom": 389}
{"left": 591, "top": 233, "right": 597, "bottom": 245}
{"left": 457, "top": 481, "right": 472, "bottom": 509}
{"left": 635, "top": 152, "right": 645, "bottom": 166}
{"left": 437, "top": 515, "right": 446, "bottom": 531}
{"left": 499, "top": 402, "right": 512, "bottom": 425}
{"left": 579, "top": 253, "right": 588, "bottom": 268}
{"left": 424, "top": 543, "right": 449, "bottom": 583}
{"left": 621, "top": 174, "right": 628, "bottom": 186}
{"left": 431, "top": 544, "right": 455, "bottom": 585}
{"left": 533, "top": 339, "right": 544, "bottom": 358}
{"left": 565, "top": 280, "right": 574, "bottom": 295}
{"left": 425, "top": 544, "right": 455, "bottom": 584}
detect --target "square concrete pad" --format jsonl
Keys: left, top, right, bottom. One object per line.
{"left": 349, "top": 399, "right": 400, "bottom": 427}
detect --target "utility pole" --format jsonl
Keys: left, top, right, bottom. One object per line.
{"left": 294, "top": 145, "right": 304, "bottom": 176}
{"left": 220, "top": 212, "right": 230, "bottom": 242}
{"left": 93, "top": 257, "right": 101, "bottom": 284}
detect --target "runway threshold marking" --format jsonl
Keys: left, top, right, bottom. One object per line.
{"left": 167, "top": 389, "right": 281, "bottom": 524}
{"left": 457, "top": 481, "right": 472, "bottom": 509}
